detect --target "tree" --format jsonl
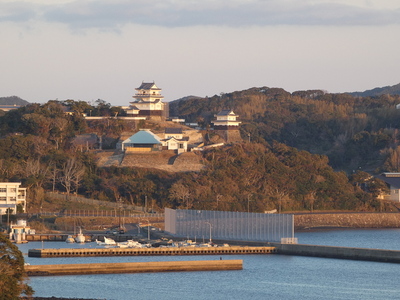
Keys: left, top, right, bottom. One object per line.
{"left": 0, "top": 233, "right": 34, "bottom": 299}
{"left": 59, "top": 158, "right": 85, "bottom": 196}
{"left": 169, "top": 181, "right": 192, "bottom": 209}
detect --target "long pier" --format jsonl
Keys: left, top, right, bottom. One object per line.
{"left": 272, "top": 243, "right": 400, "bottom": 264}
{"left": 25, "top": 260, "right": 243, "bottom": 276}
{"left": 28, "top": 246, "right": 277, "bottom": 257}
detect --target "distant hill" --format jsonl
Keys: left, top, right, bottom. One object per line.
{"left": 0, "top": 96, "right": 29, "bottom": 105}
{"left": 168, "top": 95, "right": 201, "bottom": 117}
{"left": 349, "top": 83, "right": 400, "bottom": 97}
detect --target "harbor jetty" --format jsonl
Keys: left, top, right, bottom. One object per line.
{"left": 272, "top": 243, "right": 400, "bottom": 264}
{"left": 28, "top": 246, "right": 277, "bottom": 257}
{"left": 25, "top": 260, "right": 243, "bottom": 276}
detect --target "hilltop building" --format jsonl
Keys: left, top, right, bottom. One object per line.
{"left": 211, "top": 110, "right": 241, "bottom": 130}
{"left": 120, "top": 128, "right": 190, "bottom": 154}
{"left": 124, "top": 81, "right": 168, "bottom": 120}
{"left": 0, "top": 182, "right": 26, "bottom": 215}
{"left": 210, "top": 110, "right": 242, "bottom": 143}
{"left": 121, "top": 129, "right": 162, "bottom": 152}
{"left": 161, "top": 128, "right": 189, "bottom": 153}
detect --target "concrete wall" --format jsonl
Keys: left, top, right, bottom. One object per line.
{"left": 272, "top": 243, "right": 400, "bottom": 263}
{"left": 28, "top": 246, "right": 276, "bottom": 258}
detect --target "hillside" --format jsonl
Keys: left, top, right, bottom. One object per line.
{"left": 349, "top": 83, "right": 400, "bottom": 97}
{"left": 0, "top": 96, "right": 29, "bottom": 105}
{"left": 0, "top": 95, "right": 391, "bottom": 214}
{"left": 169, "top": 86, "right": 400, "bottom": 172}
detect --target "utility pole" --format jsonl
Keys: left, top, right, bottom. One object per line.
{"left": 205, "top": 222, "right": 212, "bottom": 243}
{"left": 247, "top": 194, "right": 252, "bottom": 213}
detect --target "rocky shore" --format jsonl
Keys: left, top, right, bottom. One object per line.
{"left": 295, "top": 212, "right": 400, "bottom": 230}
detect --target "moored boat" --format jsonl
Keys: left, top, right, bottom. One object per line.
{"left": 66, "top": 235, "right": 75, "bottom": 243}
{"left": 75, "top": 227, "right": 85, "bottom": 243}
{"left": 96, "top": 236, "right": 116, "bottom": 246}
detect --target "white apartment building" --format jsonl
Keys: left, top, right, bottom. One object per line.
{"left": 0, "top": 182, "right": 26, "bottom": 214}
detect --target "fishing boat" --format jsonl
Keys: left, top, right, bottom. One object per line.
{"left": 75, "top": 227, "right": 85, "bottom": 243}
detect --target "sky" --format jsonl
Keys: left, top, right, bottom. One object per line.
{"left": 1, "top": 0, "right": 400, "bottom": 106}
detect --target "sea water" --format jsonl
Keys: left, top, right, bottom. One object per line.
{"left": 19, "top": 229, "right": 400, "bottom": 300}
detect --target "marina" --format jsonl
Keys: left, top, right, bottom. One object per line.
{"left": 19, "top": 229, "right": 400, "bottom": 300}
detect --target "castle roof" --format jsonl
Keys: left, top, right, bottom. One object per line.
{"left": 217, "top": 110, "right": 237, "bottom": 116}
{"left": 136, "top": 82, "right": 161, "bottom": 90}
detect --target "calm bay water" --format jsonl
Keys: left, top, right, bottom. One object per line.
{"left": 18, "top": 229, "right": 400, "bottom": 300}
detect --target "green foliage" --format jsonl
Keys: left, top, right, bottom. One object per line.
{"left": 0, "top": 233, "right": 34, "bottom": 299}
{"left": 170, "top": 87, "right": 400, "bottom": 171}
{"left": 0, "top": 94, "right": 391, "bottom": 213}
{"left": 79, "top": 143, "right": 374, "bottom": 212}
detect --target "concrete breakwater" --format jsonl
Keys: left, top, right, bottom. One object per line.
{"left": 25, "top": 260, "right": 243, "bottom": 276}
{"left": 28, "top": 246, "right": 276, "bottom": 257}
{"left": 272, "top": 243, "right": 400, "bottom": 263}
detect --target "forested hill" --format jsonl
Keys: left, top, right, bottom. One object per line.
{"left": 0, "top": 96, "right": 29, "bottom": 105}
{"left": 169, "top": 87, "right": 400, "bottom": 172}
{"left": 0, "top": 99, "right": 390, "bottom": 212}
{"left": 349, "top": 83, "right": 400, "bottom": 97}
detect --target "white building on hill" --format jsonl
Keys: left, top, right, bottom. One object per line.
{"left": 124, "top": 81, "right": 168, "bottom": 120}
{"left": 161, "top": 128, "right": 189, "bottom": 153}
{"left": 0, "top": 182, "right": 26, "bottom": 215}
{"left": 212, "top": 110, "right": 241, "bottom": 130}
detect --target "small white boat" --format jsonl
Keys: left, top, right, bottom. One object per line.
{"left": 199, "top": 243, "right": 212, "bottom": 247}
{"left": 117, "top": 240, "right": 143, "bottom": 248}
{"left": 66, "top": 235, "right": 75, "bottom": 243}
{"left": 96, "top": 236, "right": 116, "bottom": 246}
{"left": 75, "top": 227, "right": 85, "bottom": 243}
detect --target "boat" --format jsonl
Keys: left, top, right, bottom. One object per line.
{"left": 75, "top": 227, "right": 85, "bottom": 243}
{"left": 96, "top": 236, "right": 116, "bottom": 246}
{"left": 66, "top": 235, "right": 75, "bottom": 243}
{"left": 117, "top": 240, "right": 143, "bottom": 248}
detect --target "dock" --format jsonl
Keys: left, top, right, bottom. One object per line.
{"left": 25, "top": 260, "right": 243, "bottom": 276}
{"left": 272, "top": 243, "right": 400, "bottom": 264}
{"left": 28, "top": 246, "right": 277, "bottom": 257}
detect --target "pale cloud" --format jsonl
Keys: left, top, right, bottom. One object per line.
{"left": 0, "top": 2, "right": 36, "bottom": 22}
{"left": 1, "top": 0, "right": 400, "bottom": 29}
{"left": 1, "top": 1, "right": 400, "bottom": 104}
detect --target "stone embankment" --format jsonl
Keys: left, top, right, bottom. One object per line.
{"left": 95, "top": 145, "right": 205, "bottom": 172}
{"left": 26, "top": 260, "right": 243, "bottom": 276}
{"left": 295, "top": 212, "right": 400, "bottom": 230}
